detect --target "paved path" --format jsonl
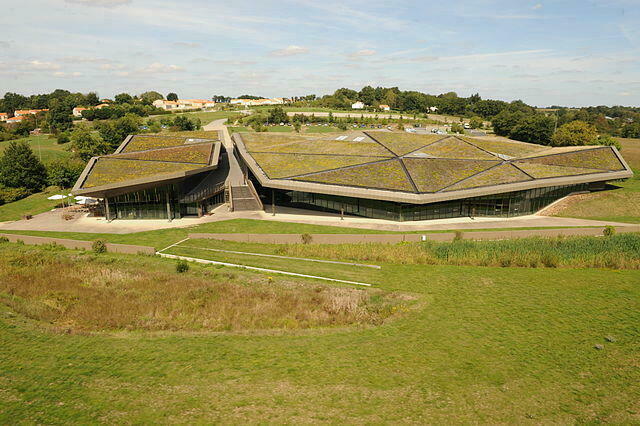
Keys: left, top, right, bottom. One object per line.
{"left": 1, "top": 203, "right": 636, "bottom": 234}
{"left": 203, "top": 118, "right": 245, "bottom": 186}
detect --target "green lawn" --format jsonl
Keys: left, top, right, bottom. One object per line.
{"left": 0, "top": 242, "right": 638, "bottom": 423}
{"left": 0, "top": 135, "right": 72, "bottom": 164}
{"left": 0, "top": 187, "right": 67, "bottom": 222}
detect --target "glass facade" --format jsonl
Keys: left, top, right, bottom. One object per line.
{"left": 105, "top": 173, "right": 225, "bottom": 220}
{"left": 253, "top": 178, "right": 592, "bottom": 222}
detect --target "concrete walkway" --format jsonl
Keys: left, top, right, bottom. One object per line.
{"left": 0, "top": 203, "right": 636, "bottom": 234}
{"left": 204, "top": 118, "right": 245, "bottom": 186}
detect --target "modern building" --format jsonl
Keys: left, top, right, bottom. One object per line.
{"left": 72, "top": 133, "right": 227, "bottom": 220}
{"left": 232, "top": 132, "right": 633, "bottom": 221}
{"left": 351, "top": 101, "right": 365, "bottom": 109}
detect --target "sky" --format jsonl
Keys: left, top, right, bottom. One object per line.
{"left": 1, "top": 0, "right": 639, "bottom": 107}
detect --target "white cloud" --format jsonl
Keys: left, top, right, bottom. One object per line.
{"left": 269, "top": 45, "right": 309, "bottom": 56}
{"left": 173, "top": 41, "right": 201, "bottom": 48}
{"left": 348, "top": 49, "right": 376, "bottom": 58}
{"left": 139, "top": 63, "right": 184, "bottom": 73}
{"left": 26, "top": 60, "right": 61, "bottom": 70}
{"left": 64, "top": 0, "right": 132, "bottom": 7}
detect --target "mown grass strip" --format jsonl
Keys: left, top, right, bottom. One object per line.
{"left": 158, "top": 253, "right": 372, "bottom": 287}
{"left": 175, "top": 244, "right": 381, "bottom": 269}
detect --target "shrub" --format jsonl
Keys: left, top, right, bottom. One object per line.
{"left": 603, "top": 226, "right": 616, "bottom": 237}
{"left": 453, "top": 230, "right": 464, "bottom": 241}
{"left": 0, "top": 185, "right": 31, "bottom": 205}
{"left": 176, "top": 260, "right": 189, "bottom": 273}
{"left": 92, "top": 239, "right": 107, "bottom": 254}
{"left": 301, "top": 233, "right": 313, "bottom": 244}
{"left": 0, "top": 236, "right": 9, "bottom": 243}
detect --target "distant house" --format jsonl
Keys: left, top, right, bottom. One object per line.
{"left": 0, "top": 112, "right": 8, "bottom": 122}
{"left": 379, "top": 104, "right": 390, "bottom": 111}
{"left": 73, "top": 107, "right": 89, "bottom": 117}
{"left": 429, "top": 106, "right": 439, "bottom": 113}
{"left": 6, "top": 116, "right": 24, "bottom": 123}
{"left": 230, "top": 98, "right": 285, "bottom": 107}
{"left": 14, "top": 109, "right": 48, "bottom": 117}
{"left": 352, "top": 101, "right": 365, "bottom": 109}
{"left": 152, "top": 99, "right": 216, "bottom": 111}
{"left": 95, "top": 103, "right": 110, "bottom": 109}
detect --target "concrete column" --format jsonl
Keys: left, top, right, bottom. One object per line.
{"left": 166, "top": 193, "right": 172, "bottom": 222}
{"left": 104, "top": 198, "right": 112, "bottom": 222}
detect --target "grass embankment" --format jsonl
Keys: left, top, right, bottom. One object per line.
{"left": 0, "top": 187, "right": 67, "bottom": 222}
{"left": 178, "top": 233, "right": 640, "bottom": 270}
{"left": 0, "top": 218, "right": 604, "bottom": 251}
{"left": 1, "top": 242, "right": 639, "bottom": 422}
{"left": 0, "top": 135, "right": 72, "bottom": 163}
{"left": 550, "top": 138, "right": 639, "bottom": 223}
{"left": 0, "top": 243, "right": 402, "bottom": 333}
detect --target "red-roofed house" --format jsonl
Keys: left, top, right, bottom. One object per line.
{"left": 73, "top": 107, "right": 89, "bottom": 117}
{"left": 6, "top": 116, "right": 24, "bottom": 123}
{"left": 0, "top": 113, "right": 8, "bottom": 122}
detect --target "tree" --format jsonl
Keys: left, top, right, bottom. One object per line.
{"left": 469, "top": 116, "right": 484, "bottom": 129}
{"left": 551, "top": 121, "right": 597, "bottom": 146}
{"left": 591, "top": 135, "right": 621, "bottom": 150}
{"left": 85, "top": 92, "right": 100, "bottom": 106}
{"left": 166, "top": 92, "right": 178, "bottom": 101}
{"left": 491, "top": 110, "right": 523, "bottom": 136}
{"left": 293, "top": 121, "right": 301, "bottom": 133}
{"left": 0, "top": 141, "right": 47, "bottom": 192}
{"left": 114, "top": 93, "right": 133, "bottom": 104}
{"left": 96, "top": 114, "right": 142, "bottom": 149}
{"left": 621, "top": 122, "right": 640, "bottom": 138}
{"left": 47, "top": 158, "right": 86, "bottom": 188}
{"left": 358, "top": 86, "right": 376, "bottom": 105}
{"left": 267, "top": 106, "right": 288, "bottom": 124}
{"left": 46, "top": 98, "right": 73, "bottom": 133}
{"left": 70, "top": 124, "right": 111, "bottom": 160}
{"left": 173, "top": 115, "right": 201, "bottom": 131}
{"left": 140, "top": 91, "right": 164, "bottom": 104}
{"left": 510, "top": 115, "right": 555, "bottom": 145}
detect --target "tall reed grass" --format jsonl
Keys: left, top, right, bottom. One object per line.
{"left": 271, "top": 233, "right": 640, "bottom": 269}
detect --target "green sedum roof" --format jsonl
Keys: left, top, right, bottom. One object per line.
{"left": 113, "top": 144, "right": 213, "bottom": 164}
{"left": 82, "top": 158, "right": 203, "bottom": 188}
{"left": 235, "top": 132, "right": 630, "bottom": 195}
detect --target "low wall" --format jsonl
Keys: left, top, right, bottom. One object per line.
{"left": 0, "top": 233, "right": 155, "bottom": 255}
{"left": 190, "top": 226, "right": 639, "bottom": 244}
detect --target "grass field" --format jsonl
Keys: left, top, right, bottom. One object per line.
{"left": 0, "top": 187, "right": 66, "bottom": 222}
{"left": 1, "top": 241, "right": 638, "bottom": 423}
{"left": 0, "top": 135, "right": 72, "bottom": 164}
{"left": 146, "top": 110, "right": 240, "bottom": 125}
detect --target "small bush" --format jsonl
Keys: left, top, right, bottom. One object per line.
{"left": 603, "top": 226, "right": 616, "bottom": 237}
{"left": 453, "top": 230, "right": 464, "bottom": 241}
{"left": 301, "top": 233, "right": 313, "bottom": 244}
{"left": 0, "top": 237, "right": 9, "bottom": 243}
{"left": 176, "top": 260, "right": 189, "bottom": 273}
{"left": 92, "top": 239, "right": 107, "bottom": 254}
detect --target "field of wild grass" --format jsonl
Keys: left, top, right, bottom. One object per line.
{"left": 0, "top": 242, "right": 406, "bottom": 333}
{"left": 184, "top": 233, "right": 640, "bottom": 269}
{"left": 1, "top": 240, "right": 639, "bottom": 423}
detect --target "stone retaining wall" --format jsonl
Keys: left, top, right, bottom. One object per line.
{"left": 0, "top": 233, "right": 155, "bottom": 255}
